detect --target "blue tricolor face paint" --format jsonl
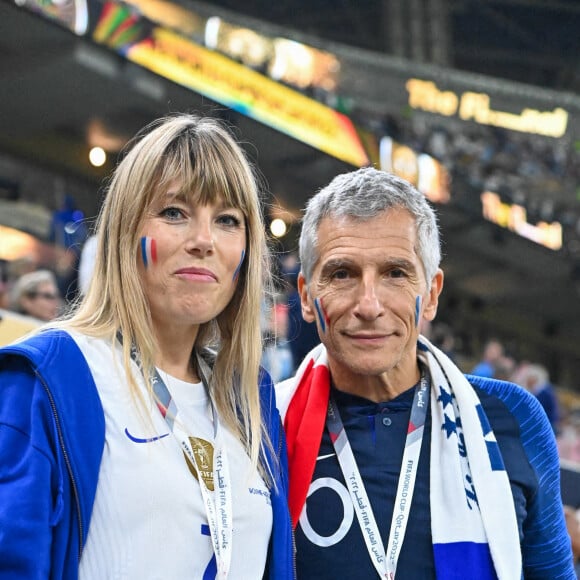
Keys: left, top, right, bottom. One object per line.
{"left": 415, "top": 295, "right": 421, "bottom": 327}
{"left": 233, "top": 249, "right": 245, "bottom": 282}
{"left": 140, "top": 236, "right": 157, "bottom": 268}
{"left": 314, "top": 297, "right": 328, "bottom": 333}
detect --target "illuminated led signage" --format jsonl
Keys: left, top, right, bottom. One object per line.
{"left": 14, "top": 0, "right": 364, "bottom": 167}
{"left": 380, "top": 137, "right": 450, "bottom": 204}
{"left": 14, "top": 0, "right": 89, "bottom": 34}
{"left": 116, "top": 26, "right": 368, "bottom": 167}
{"left": 480, "top": 191, "right": 562, "bottom": 250}
{"left": 407, "top": 79, "right": 569, "bottom": 138}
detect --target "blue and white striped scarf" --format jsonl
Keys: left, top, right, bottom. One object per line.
{"left": 418, "top": 335, "right": 521, "bottom": 579}
{"left": 279, "top": 335, "right": 522, "bottom": 578}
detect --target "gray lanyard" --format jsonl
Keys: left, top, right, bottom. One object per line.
{"left": 325, "top": 374, "right": 429, "bottom": 579}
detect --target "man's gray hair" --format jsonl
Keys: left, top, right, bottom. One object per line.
{"left": 299, "top": 166, "right": 441, "bottom": 284}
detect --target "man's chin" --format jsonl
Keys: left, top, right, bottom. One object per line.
{"left": 331, "top": 354, "right": 399, "bottom": 378}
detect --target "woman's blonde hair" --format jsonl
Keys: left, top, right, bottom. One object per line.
{"left": 65, "top": 114, "right": 272, "bottom": 475}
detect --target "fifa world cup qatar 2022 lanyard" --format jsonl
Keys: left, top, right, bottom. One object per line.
{"left": 325, "top": 373, "right": 429, "bottom": 580}
{"left": 131, "top": 345, "right": 234, "bottom": 579}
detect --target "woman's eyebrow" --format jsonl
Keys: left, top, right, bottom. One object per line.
{"left": 162, "top": 190, "right": 187, "bottom": 202}
{"left": 160, "top": 191, "right": 240, "bottom": 212}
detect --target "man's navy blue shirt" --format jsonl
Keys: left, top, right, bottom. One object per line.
{"left": 294, "top": 376, "right": 565, "bottom": 579}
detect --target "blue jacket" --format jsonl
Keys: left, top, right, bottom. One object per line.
{"left": 0, "top": 329, "right": 294, "bottom": 579}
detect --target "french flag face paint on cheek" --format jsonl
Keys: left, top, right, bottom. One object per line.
{"left": 140, "top": 236, "right": 157, "bottom": 268}
{"left": 415, "top": 295, "right": 421, "bottom": 327}
{"left": 314, "top": 297, "right": 329, "bottom": 333}
{"left": 233, "top": 249, "right": 245, "bottom": 282}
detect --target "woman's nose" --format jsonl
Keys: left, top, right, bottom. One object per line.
{"left": 186, "top": 216, "right": 214, "bottom": 255}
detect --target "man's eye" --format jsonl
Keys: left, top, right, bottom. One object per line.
{"left": 160, "top": 206, "right": 184, "bottom": 220}
{"left": 331, "top": 270, "right": 349, "bottom": 280}
{"left": 217, "top": 213, "right": 242, "bottom": 227}
{"left": 390, "top": 268, "right": 405, "bottom": 278}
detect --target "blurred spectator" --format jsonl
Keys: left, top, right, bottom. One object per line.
{"left": 520, "top": 363, "right": 560, "bottom": 434}
{"left": 564, "top": 506, "right": 580, "bottom": 576}
{"left": 494, "top": 355, "right": 517, "bottom": 382}
{"left": 511, "top": 359, "right": 531, "bottom": 386}
{"left": 10, "top": 269, "right": 61, "bottom": 322}
{"left": 558, "top": 409, "right": 580, "bottom": 465}
{"left": 470, "top": 338, "right": 504, "bottom": 378}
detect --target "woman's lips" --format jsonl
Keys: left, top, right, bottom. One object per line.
{"left": 174, "top": 267, "right": 217, "bottom": 282}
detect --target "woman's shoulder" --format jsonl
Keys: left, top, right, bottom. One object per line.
{"left": 0, "top": 328, "right": 105, "bottom": 403}
{"left": 0, "top": 327, "right": 105, "bottom": 437}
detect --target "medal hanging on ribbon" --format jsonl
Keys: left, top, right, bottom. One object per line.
{"left": 129, "top": 341, "right": 234, "bottom": 579}
{"left": 177, "top": 421, "right": 233, "bottom": 580}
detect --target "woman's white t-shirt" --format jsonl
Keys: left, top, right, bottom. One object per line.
{"left": 71, "top": 333, "right": 273, "bottom": 579}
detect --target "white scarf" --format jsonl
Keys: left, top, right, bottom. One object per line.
{"left": 277, "top": 335, "right": 521, "bottom": 579}
{"left": 419, "top": 335, "right": 521, "bottom": 579}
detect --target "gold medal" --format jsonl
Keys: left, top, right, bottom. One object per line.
{"left": 186, "top": 437, "right": 215, "bottom": 490}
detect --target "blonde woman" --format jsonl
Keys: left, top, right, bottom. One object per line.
{"left": 0, "top": 115, "right": 294, "bottom": 579}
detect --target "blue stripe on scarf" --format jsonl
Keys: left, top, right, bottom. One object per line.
{"left": 476, "top": 403, "right": 492, "bottom": 435}
{"left": 485, "top": 440, "right": 505, "bottom": 471}
{"left": 477, "top": 403, "right": 506, "bottom": 471}
{"left": 433, "top": 542, "right": 497, "bottom": 580}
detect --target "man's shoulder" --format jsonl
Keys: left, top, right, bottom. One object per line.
{"left": 466, "top": 373, "right": 555, "bottom": 445}
{"left": 466, "top": 373, "right": 536, "bottom": 407}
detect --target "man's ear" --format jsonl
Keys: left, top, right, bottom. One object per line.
{"left": 298, "top": 273, "right": 316, "bottom": 323}
{"left": 423, "top": 269, "right": 444, "bottom": 322}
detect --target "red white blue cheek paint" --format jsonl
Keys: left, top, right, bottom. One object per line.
{"left": 140, "top": 236, "right": 157, "bottom": 268}
{"left": 314, "top": 297, "right": 329, "bottom": 333}
{"left": 415, "top": 295, "right": 421, "bottom": 327}
{"left": 233, "top": 249, "right": 245, "bottom": 282}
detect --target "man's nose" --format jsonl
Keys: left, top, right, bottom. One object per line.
{"left": 354, "top": 279, "right": 384, "bottom": 319}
